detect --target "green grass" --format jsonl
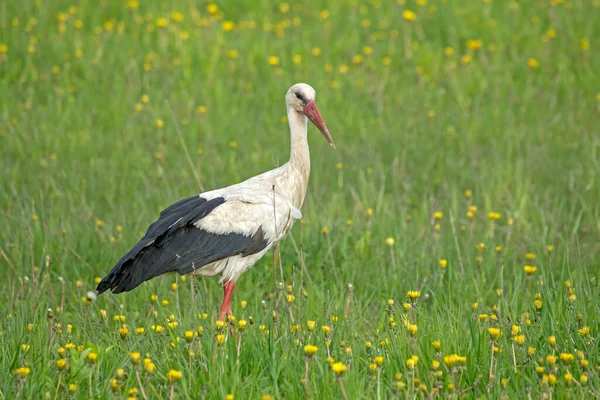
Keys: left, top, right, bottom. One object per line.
{"left": 1, "top": 0, "right": 600, "bottom": 398}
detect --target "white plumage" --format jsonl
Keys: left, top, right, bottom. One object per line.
{"left": 97, "top": 83, "right": 335, "bottom": 321}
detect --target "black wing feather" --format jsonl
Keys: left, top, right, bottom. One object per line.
{"left": 97, "top": 196, "right": 268, "bottom": 294}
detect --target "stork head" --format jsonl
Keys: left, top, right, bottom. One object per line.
{"left": 286, "top": 83, "right": 335, "bottom": 148}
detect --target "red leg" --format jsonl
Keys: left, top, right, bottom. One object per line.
{"left": 218, "top": 281, "right": 235, "bottom": 322}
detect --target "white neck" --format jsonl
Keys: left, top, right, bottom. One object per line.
{"left": 287, "top": 105, "right": 310, "bottom": 175}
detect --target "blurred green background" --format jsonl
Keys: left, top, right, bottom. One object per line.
{"left": 1, "top": 0, "right": 599, "bottom": 398}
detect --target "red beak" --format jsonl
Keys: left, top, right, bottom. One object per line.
{"left": 303, "top": 101, "right": 335, "bottom": 149}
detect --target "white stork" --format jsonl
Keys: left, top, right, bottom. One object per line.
{"left": 97, "top": 83, "right": 335, "bottom": 321}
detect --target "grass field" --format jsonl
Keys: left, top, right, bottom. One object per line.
{"left": 2, "top": 0, "right": 600, "bottom": 398}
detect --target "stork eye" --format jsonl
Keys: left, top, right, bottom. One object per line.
{"left": 294, "top": 92, "right": 306, "bottom": 102}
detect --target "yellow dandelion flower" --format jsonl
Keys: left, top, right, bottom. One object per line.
{"left": 144, "top": 361, "right": 156, "bottom": 374}
{"left": 560, "top": 353, "right": 574, "bottom": 364}
{"left": 386, "top": 237, "right": 395, "bottom": 246}
{"left": 129, "top": 352, "right": 141, "bottom": 364}
{"left": 331, "top": 362, "right": 347, "bottom": 375}
{"left": 216, "top": 334, "right": 225, "bottom": 344}
{"left": 352, "top": 54, "right": 363, "bottom": 64}
{"left": 207, "top": 4, "right": 219, "bottom": 14}
{"left": 119, "top": 326, "right": 129, "bottom": 338}
{"left": 439, "top": 259, "right": 447, "bottom": 268}
{"left": 407, "top": 290, "right": 420, "bottom": 301}
{"left": 155, "top": 18, "right": 168, "bottom": 28}
{"left": 170, "top": 11, "right": 183, "bottom": 23}
{"left": 15, "top": 367, "right": 31, "bottom": 378}
{"left": 407, "top": 324, "right": 418, "bottom": 336}
{"left": 155, "top": 119, "right": 164, "bottom": 128}
{"left": 513, "top": 334, "right": 525, "bottom": 345}
{"left": 406, "top": 355, "right": 418, "bottom": 370}
{"left": 467, "top": 39, "right": 483, "bottom": 50}
{"left": 226, "top": 49, "right": 239, "bottom": 59}
{"left": 88, "top": 352, "right": 98, "bottom": 363}
{"left": 488, "top": 327, "right": 501, "bottom": 340}
{"left": 488, "top": 212, "right": 500, "bottom": 220}
{"left": 268, "top": 56, "right": 280, "bottom": 66}
{"left": 238, "top": 319, "right": 247, "bottom": 331}
{"left": 56, "top": 359, "right": 68, "bottom": 370}
{"left": 581, "top": 37, "right": 589, "bottom": 51}
{"left": 523, "top": 265, "right": 537, "bottom": 275}
{"left": 402, "top": 10, "right": 417, "bottom": 21}
{"left": 527, "top": 58, "right": 539, "bottom": 68}
{"left": 222, "top": 21, "right": 235, "bottom": 31}
{"left": 444, "top": 354, "right": 458, "bottom": 367}
{"left": 166, "top": 369, "right": 182, "bottom": 383}
{"left": 578, "top": 326, "right": 590, "bottom": 337}
{"left": 304, "top": 344, "right": 318, "bottom": 357}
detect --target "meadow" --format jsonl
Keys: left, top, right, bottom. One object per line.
{"left": 1, "top": 0, "right": 599, "bottom": 398}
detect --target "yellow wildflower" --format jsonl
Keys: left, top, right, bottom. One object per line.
{"left": 129, "top": 352, "right": 141, "bottom": 364}
{"left": 528, "top": 58, "right": 539, "bottom": 68}
{"left": 514, "top": 335, "right": 525, "bottom": 345}
{"left": 304, "top": 345, "right": 318, "bottom": 357}
{"left": 331, "top": 362, "right": 347, "bottom": 376}
{"left": 407, "top": 291, "right": 420, "bottom": 301}
{"left": 402, "top": 10, "right": 417, "bottom": 21}
{"left": 222, "top": 21, "right": 235, "bottom": 31}
{"left": 488, "top": 327, "right": 501, "bottom": 340}
{"left": 166, "top": 369, "right": 182, "bottom": 383}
